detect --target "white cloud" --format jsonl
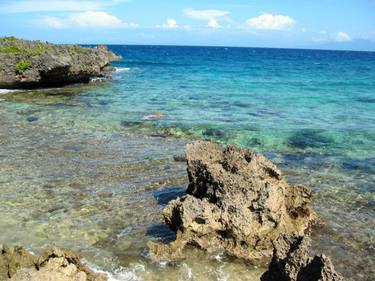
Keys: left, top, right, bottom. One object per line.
{"left": 208, "top": 19, "right": 220, "bottom": 29}
{"left": 184, "top": 8, "right": 229, "bottom": 29}
{"left": 70, "top": 11, "right": 122, "bottom": 27}
{"left": 0, "top": 0, "right": 128, "bottom": 13}
{"left": 42, "top": 11, "right": 138, "bottom": 29}
{"left": 246, "top": 14, "right": 295, "bottom": 30}
{"left": 184, "top": 8, "right": 230, "bottom": 20}
{"left": 43, "top": 16, "right": 66, "bottom": 28}
{"left": 162, "top": 19, "right": 178, "bottom": 29}
{"left": 335, "top": 32, "right": 351, "bottom": 42}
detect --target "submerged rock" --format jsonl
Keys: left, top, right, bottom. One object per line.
{"left": 287, "top": 129, "right": 334, "bottom": 150}
{"left": 26, "top": 116, "right": 38, "bottom": 122}
{"left": 202, "top": 128, "right": 226, "bottom": 138}
{"left": 142, "top": 112, "right": 165, "bottom": 121}
{"left": 173, "top": 154, "right": 187, "bottom": 162}
{"left": 0, "top": 245, "right": 108, "bottom": 281}
{"left": 0, "top": 37, "right": 121, "bottom": 89}
{"left": 261, "top": 233, "right": 343, "bottom": 281}
{"left": 148, "top": 141, "right": 316, "bottom": 263}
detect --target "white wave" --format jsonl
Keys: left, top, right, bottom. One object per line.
{"left": 87, "top": 262, "right": 145, "bottom": 281}
{"left": 212, "top": 252, "right": 225, "bottom": 262}
{"left": 181, "top": 263, "right": 193, "bottom": 280}
{"left": 89, "top": 77, "right": 107, "bottom": 83}
{"left": 115, "top": 67, "right": 131, "bottom": 73}
{"left": 0, "top": 89, "right": 18, "bottom": 94}
{"left": 216, "top": 265, "right": 228, "bottom": 281}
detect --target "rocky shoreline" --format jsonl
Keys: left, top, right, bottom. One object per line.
{"left": 0, "top": 40, "right": 346, "bottom": 279}
{"left": 0, "top": 37, "right": 121, "bottom": 89}
{"left": 0, "top": 141, "right": 344, "bottom": 280}
{"left": 149, "top": 141, "right": 343, "bottom": 280}
{"left": 0, "top": 246, "right": 108, "bottom": 281}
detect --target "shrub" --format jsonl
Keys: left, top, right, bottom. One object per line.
{"left": 0, "top": 44, "right": 48, "bottom": 56}
{"left": 0, "top": 45, "right": 22, "bottom": 54}
{"left": 16, "top": 60, "right": 32, "bottom": 74}
{"left": 0, "top": 36, "right": 17, "bottom": 42}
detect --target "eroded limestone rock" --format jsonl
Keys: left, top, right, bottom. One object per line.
{"left": 0, "top": 37, "right": 121, "bottom": 89}
{"left": 149, "top": 141, "right": 316, "bottom": 263}
{"left": 261, "top": 233, "right": 343, "bottom": 281}
{"left": 0, "top": 245, "right": 108, "bottom": 281}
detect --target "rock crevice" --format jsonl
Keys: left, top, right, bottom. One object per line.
{"left": 261, "top": 233, "right": 343, "bottom": 281}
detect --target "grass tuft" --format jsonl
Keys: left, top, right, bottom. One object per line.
{"left": 16, "top": 60, "right": 32, "bottom": 74}
{"left": 0, "top": 44, "right": 48, "bottom": 56}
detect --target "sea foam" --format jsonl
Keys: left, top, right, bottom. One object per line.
{"left": 0, "top": 89, "right": 18, "bottom": 94}
{"left": 115, "top": 67, "right": 131, "bottom": 72}
{"left": 87, "top": 262, "right": 144, "bottom": 281}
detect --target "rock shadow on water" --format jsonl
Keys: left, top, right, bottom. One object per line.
{"left": 153, "top": 187, "right": 185, "bottom": 206}
{"left": 287, "top": 129, "right": 335, "bottom": 150}
{"left": 146, "top": 224, "right": 177, "bottom": 244}
{"left": 145, "top": 188, "right": 186, "bottom": 245}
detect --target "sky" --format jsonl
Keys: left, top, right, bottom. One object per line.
{"left": 0, "top": 0, "right": 374, "bottom": 51}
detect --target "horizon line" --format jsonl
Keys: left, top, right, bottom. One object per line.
{"left": 81, "top": 43, "right": 375, "bottom": 53}
{"left": 2, "top": 36, "right": 374, "bottom": 53}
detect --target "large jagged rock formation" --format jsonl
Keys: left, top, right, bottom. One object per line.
{"left": 149, "top": 141, "right": 316, "bottom": 263}
{"left": 0, "top": 245, "right": 108, "bottom": 281}
{"left": 0, "top": 37, "right": 121, "bottom": 89}
{"left": 261, "top": 233, "right": 343, "bottom": 281}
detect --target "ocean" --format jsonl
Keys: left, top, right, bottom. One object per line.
{"left": 0, "top": 46, "right": 374, "bottom": 280}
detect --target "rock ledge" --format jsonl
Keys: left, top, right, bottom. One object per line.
{"left": 0, "top": 37, "right": 121, "bottom": 89}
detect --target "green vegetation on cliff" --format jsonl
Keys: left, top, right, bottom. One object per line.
{"left": 0, "top": 36, "right": 121, "bottom": 88}
{"left": 16, "top": 60, "right": 32, "bottom": 74}
{"left": 0, "top": 45, "right": 48, "bottom": 56}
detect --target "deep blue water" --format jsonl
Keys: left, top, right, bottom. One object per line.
{"left": 0, "top": 45, "right": 374, "bottom": 280}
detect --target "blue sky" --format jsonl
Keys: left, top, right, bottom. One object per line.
{"left": 0, "top": 0, "right": 374, "bottom": 50}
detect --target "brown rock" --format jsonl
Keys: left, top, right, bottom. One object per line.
{"left": 261, "top": 233, "right": 343, "bottom": 281}
{"left": 0, "top": 37, "right": 122, "bottom": 89}
{"left": 101, "top": 66, "right": 116, "bottom": 73}
{"left": 149, "top": 141, "right": 316, "bottom": 263}
{"left": 0, "top": 245, "right": 108, "bottom": 281}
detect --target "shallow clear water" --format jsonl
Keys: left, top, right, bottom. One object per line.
{"left": 0, "top": 46, "right": 374, "bottom": 280}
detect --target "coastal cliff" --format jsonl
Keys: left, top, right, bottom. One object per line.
{"left": 0, "top": 37, "right": 121, "bottom": 89}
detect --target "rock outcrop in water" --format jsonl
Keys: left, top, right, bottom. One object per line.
{"left": 261, "top": 233, "right": 343, "bottom": 281}
{"left": 0, "top": 36, "right": 121, "bottom": 89}
{"left": 148, "top": 141, "right": 316, "bottom": 263}
{"left": 0, "top": 245, "right": 108, "bottom": 281}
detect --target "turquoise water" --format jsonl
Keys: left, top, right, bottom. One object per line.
{"left": 0, "top": 46, "right": 374, "bottom": 280}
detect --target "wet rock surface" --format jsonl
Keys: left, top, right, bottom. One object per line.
{"left": 149, "top": 141, "right": 316, "bottom": 263}
{"left": 0, "top": 246, "right": 108, "bottom": 281}
{"left": 261, "top": 233, "right": 343, "bottom": 281}
{"left": 0, "top": 37, "right": 121, "bottom": 89}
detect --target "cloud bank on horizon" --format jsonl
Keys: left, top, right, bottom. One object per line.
{"left": 0, "top": 0, "right": 374, "bottom": 51}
